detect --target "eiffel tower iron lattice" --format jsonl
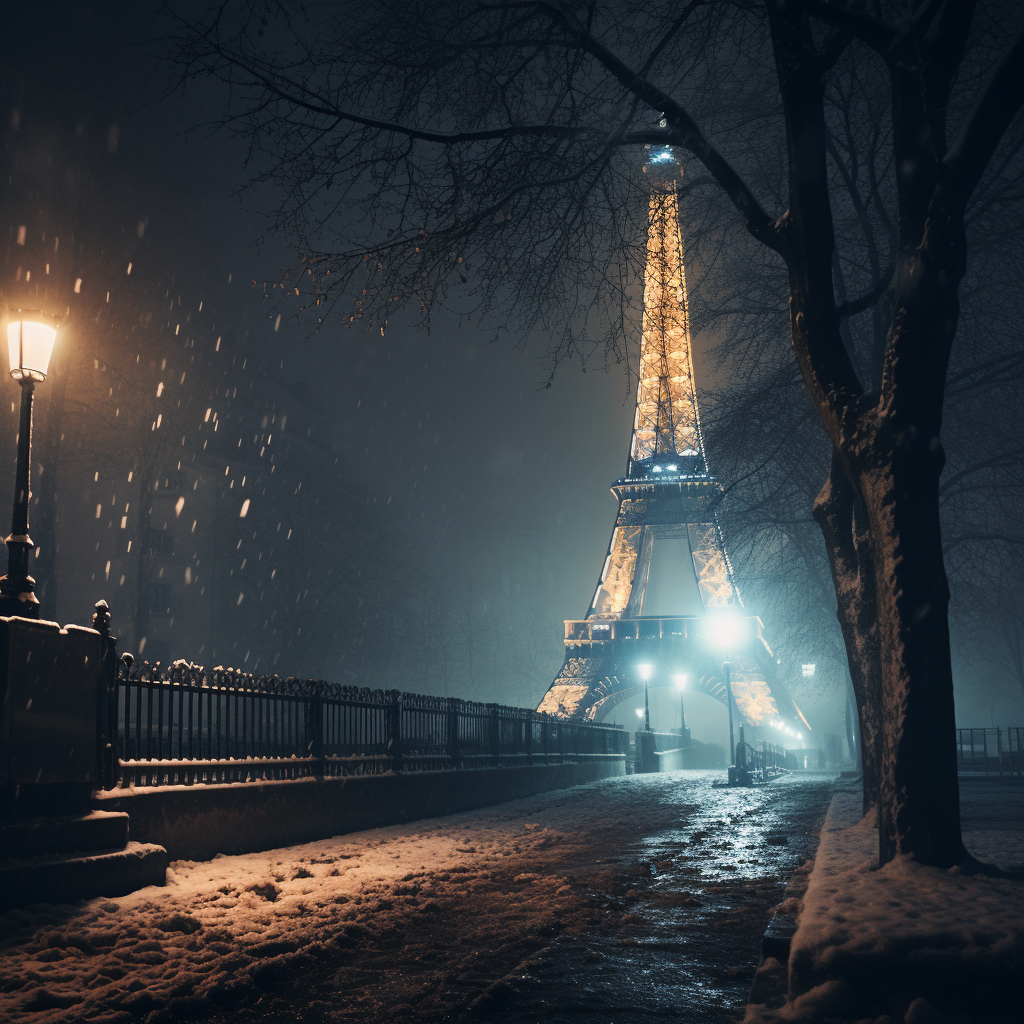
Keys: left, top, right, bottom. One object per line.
{"left": 536, "top": 144, "right": 809, "bottom": 742}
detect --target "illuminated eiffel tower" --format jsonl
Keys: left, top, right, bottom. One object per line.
{"left": 537, "top": 144, "right": 807, "bottom": 739}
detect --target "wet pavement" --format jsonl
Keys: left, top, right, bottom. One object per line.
{"left": 189, "top": 769, "right": 836, "bottom": 1024}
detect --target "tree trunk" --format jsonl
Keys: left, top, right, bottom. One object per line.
{"left": 854, "top": 417, "right": 966, "bottom": 866}
{"left": 845, "top": 684, "right": 859, "bottom": 770}
{"left": 768, "top": 1, "right": 970, "bottom": 867}
{"left": 813, "top": 451, "right": 883, "bottom": 815}
{"left": 850, "top": 165, "right": 969, "bottom": 866}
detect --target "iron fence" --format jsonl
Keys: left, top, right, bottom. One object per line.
{"left": 737, "top": 740, "right": 793, "bottom": 782}
{"left": 98, "top": 659, "right": 627, "bottom": 789}
{"left": 955, "top": 727, "right": 1024, "bottom": 777}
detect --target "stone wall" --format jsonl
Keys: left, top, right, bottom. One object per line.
{"left": 95, "top": 756, "right": 626, "bottom": 861}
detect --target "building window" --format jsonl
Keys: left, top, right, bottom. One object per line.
{"left": 150, "top": 530, "right": 174, "bottom": 555}
{"left": 158, "top": 472, "right": 186, "bottom": 493}
{"left": 149, "top": 584, "right": 172, "bottom": 616}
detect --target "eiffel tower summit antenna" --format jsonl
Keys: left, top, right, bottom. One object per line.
{"left": 536, "top": 141, "right": 810, "bottom": 744}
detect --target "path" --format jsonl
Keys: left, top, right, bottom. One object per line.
{"left": 0, "top": 770, "right": 836, "bottom": 1023}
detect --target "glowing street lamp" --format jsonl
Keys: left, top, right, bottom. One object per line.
{"left": 674, "top": 672, "right": 688, "bottom": 736}
{"left": 0, "top": 310, "right": 60, "bottom": 617}
{"left": 705, "top": 608, "right": 745, "bottom": 649}
{"left": 705, "top": 607, "right": 744, "bottom": 766}
{"left": 638, "top": 663, "right": 653, "bottom": 731}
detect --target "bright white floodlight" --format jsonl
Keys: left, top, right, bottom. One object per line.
{"left": 635, "top": 707, "right": 645, "bottom": 718}
{"left": 705, "top": 608, "right": 744, "bottom": 650}
{"left": 801, "top": 663, "right": 816, "bottom": 678}
{"left": 638, "top": 663, "right": 653, "bottom": 682}
{"left": 674, "top": 673, "right": 687, "bottom": 691}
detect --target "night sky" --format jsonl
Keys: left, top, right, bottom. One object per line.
{"left": 0, "top": 4, "right": 640, "bottom": 702}
{"left": 0, "top": 2, "right": 934, "bottom": 742}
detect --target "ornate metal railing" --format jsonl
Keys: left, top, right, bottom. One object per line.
{"left": 98, "top": 658, "right": 627, "bottom": 789}
{"left": 955, "top": 727, "right": 1024, "bottom": 777}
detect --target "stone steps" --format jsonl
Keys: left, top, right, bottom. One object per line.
{"left": 0, "top": 841, "right": 169, "bottom": 910}
{"left": 0, "top": 810, "right": 129, "bottom": 858}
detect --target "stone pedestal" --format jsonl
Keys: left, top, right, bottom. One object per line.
{"left": 0, "top": 616, "right": 103, "bottom": 817}
{"left": 0, "top": 616, "right": 168, "bottom": 905}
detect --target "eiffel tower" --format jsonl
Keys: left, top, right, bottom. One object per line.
{"left": 537, "top": 144, "right": 809, "bottom": 742}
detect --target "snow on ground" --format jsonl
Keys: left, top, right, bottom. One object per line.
{"left": 2, "top": 804, "right": 578, "bottom": 1021}
{"left": 745, "top": 782, "right": 1024, "bottom": 1024}
{"left": 0, "top": 771, "right": 835, "bottom": 1024}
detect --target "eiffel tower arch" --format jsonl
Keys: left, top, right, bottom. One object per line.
{"left": 537, "top": 142, "right": 809, "bottom": 741}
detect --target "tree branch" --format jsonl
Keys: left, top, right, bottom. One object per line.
{"left": 530, "top": 1, "right": 785, "bottom": 254}
{"left": 947, "top": 24, "right": 1024, "bottom": 201}
{"left": 184, "top": 37, "right": 589, "bottom": 145}
{"left": 837, "top": 264, "right": 894, "bottom": 318}
{"left": 802, "top": 0, "right": 896, "bottom": 58}
{"left": 944, "top": 532, "right": 1024, "bottom": 554}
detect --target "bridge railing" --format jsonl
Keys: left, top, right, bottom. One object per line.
{"left": 955, "top": 727, "right": 1024, "bottom": 777}
{"left": 736, "top": 740, "right": 792, "bottom": 783}
{"left": 98, "top": 659, "right": 627, "bottom": 789}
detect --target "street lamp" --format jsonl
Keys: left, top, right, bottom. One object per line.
{"left": 673, "top": 673, "right": 687, "bottom": 736}
{"left": 0, "top": 310, "right": 60, "bottom": 617}
{"left": 705, "top": 609, "right": 744, "bottom": 649}
{"left": 705, "top": 607, "right": 744, "bottom": 765}
{"left": 638, "top": 663, "right": 653, "bottom": 731}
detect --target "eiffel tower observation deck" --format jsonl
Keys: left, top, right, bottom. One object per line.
{"left": 537, "top": 141, "right": 809, "bottom": 743}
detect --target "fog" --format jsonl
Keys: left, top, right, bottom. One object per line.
{"left": 3, "top": 2, "right": 1017, "bottom": 746}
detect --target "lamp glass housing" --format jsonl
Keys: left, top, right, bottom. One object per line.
{"left": 674, "top": 673, "right": 687, "bottom": 690}
{"left": 637, "top": 662, "right": 653, "bottom": 681}
{"left": 7, "top": 311, "right": 59, "bottom": 381}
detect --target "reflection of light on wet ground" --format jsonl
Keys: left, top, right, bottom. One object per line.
{"left": 494, "top": 770, "right": 836, "bottom": 1024}
{"left": 181, "top": 769, "right": 835, "bottom": 1024}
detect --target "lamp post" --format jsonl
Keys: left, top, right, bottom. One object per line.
{"left": 638, "top": 663, "right": 653, "bottom": 731}
{"left": 705, "top": 608, "right": 744, "bottom": 767}
{"left": 722, "top": 660, "right": 734, "bottom": 761}
{"left": 673, "top": 673, "right": 687, "bottom": 736}
{"left": 0, "top": 310, "right": 59, "bottom": 618}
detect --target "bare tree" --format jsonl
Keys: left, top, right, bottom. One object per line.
{"left": 171, "top": 1, "right": 1024, "bottom": 868}
{"left": 699, "top": 38, "right": 1024, "bottom": 818}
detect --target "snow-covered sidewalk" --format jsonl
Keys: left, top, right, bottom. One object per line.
{"left": 0, "top": 770, "right": 835, "bottom": 1024}
{"left": 747, "top": 780, "right": 1024, "bottom": 1023}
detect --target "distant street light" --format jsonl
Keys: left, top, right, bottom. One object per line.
{"left": 674, "top": 672, "right": 688, "bottom": 735}
{"left": 802, "top": 663, "right": 816, "bottom": 678}
{"left": 635, "top": 707, "right": 645, "bottom": 719}
{"left": 638, "top": 663, "right": 653, "bottom": 731}
{"left": 0, "top": 310, "right": 60, "bottom": 617}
